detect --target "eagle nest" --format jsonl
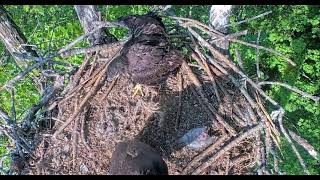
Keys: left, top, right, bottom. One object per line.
{"left": 4, "top": 16, "right": 318, "bottom": 175}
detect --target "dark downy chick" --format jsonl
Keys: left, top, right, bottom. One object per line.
{"left": 109, "top": 139, "right": 168, "bottom": 175}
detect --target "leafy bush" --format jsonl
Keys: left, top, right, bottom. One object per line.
{"left": 229, "top": 5, "right": 320, "bottom": 174}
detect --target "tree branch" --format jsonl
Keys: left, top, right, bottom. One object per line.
{"left": 258, "top": 81, "right": 320, "bottom": 103}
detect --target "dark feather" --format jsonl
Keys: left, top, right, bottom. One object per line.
{"left": 107, "top": 12, "right": 183, "bottom": 85}
{"left": 109, "top": 140, "right": 168, "bottom": 175}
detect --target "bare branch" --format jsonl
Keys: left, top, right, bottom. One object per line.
{"left": 192, "top": 123, "right": 264, "bottom": 175}
{"left": 59, "top": 41, "right": 124, "bottom": 58}
{"left": 276, "top": 109, "right": 310, "bottom": 175}
{"left": 182, "top": 60, "right": 236, "bottom": 136}
{"left": 210, "top": 30, "right": 248, "bottom": 43}
{"left": 52, "top": 47, "right": 123, "bottom": 139}
{"left": 182, "top": 135, "right": 230, "bottom": 174}
{"left": 222, "top": 11, "right": 272, "bottom": 28}
{"left": 288, "top": 129, "right": 318, "bottom": 160}
{"left": 229, "top": 38, "right": 296, "bottom": 66}
{"left": 9, "top": 89, "right": 16, "bottom": 124}
{"left": 234, "top": 48, "right": 244, "bottom": 71}
{"left": 170, "top": 15, "right": 295, "bottom": 66}
{"left": 256, "top": 30, "right": 261, "bottom": 79}
{"left": 258, "top": 81, "right": 320, "bottom": 103}
{"left": 0, "top": 108, "right": 11, "bottom": 124}
{"left": 58, "top": 21, "right": 123, "bottom": 54}
{"left": 1, "top": 56, "right": 51, "bottom": 91}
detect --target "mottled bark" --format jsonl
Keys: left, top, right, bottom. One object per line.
{"left": 0, "top": 5, "right": 38, "bottom": 68}
{"left": 208, "top": 5, "right": 232, "bottom": 55}
{"left": 74, "top": 5, "right": 117, "bottom": 46}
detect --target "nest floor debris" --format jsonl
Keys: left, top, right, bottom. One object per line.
{"left": 20, "top": 53, "right": 259, "bottom": 175}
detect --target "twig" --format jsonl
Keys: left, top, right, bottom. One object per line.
{"left": 258, "top": 81, "right": 320, "bottom": 103}
{"left": 59, "top": 41, "right": 124, "bottom": 58}
{"left": 256, "top": 30, "right": 262, "bottom": 79}
{"left": 10, "top": 89, "right": 16, "bottom": 124}
{"left": 264, "top": 123, "right": 271, "bottom": 163}
{"left": 230, "top": 154, "right": 254, "bottom": 169}
{"left": 88, "top": 53, "right": 99, "bottom": 77}
{"left": 288, "top": 129, "right": 318, "bottom": 160}
{"left": 191, "top": 51, "right": 221, "bottom": 103}
{"left": 232, "top": 104, "right": 248, "bottom": 126}
{"left": 222, "top": 11, "right": 272, "bottom": 28}
{"left": 1, "top": 57, "right": 51, "bottom": 91}
{"left": 173, "top": 15, "right": 295, "bottom": 66}
{"left": 276, "top": 108, "right": 310, "bottom": 175}
{"left": 255, "top": 128, "right": 266, "bottom": 172}
{"left": 0, "top": 109, "right": 11, "bottom": 124}
{"left": 182, "top": 60, "right": 236, "bottom": 136}
{"left": 52, "top": 47, "right": 123, "bottom": 139}
{"left": 206, "top": 54, "right": 266, "bottom": 126}
{"left": 72, "top": 54, "right": 92, "bottom": 88}
{"left": 182, "top": 135, "right": 229, "bottom": 174}
{"left": 58, "top": 21, "right": 123, "bottom": 54}
{"left": 101, "top": 77, "right": 118, "bottom": 101}
{"left": 210, "top": 30, "right": 248, "bottom": 43}
{"left": 71, "top": 113, "right": 79, "bottom": 171}
{"left": 255, "top": 93, "right": 281, "bottom": 147}
{"left": 175, "top": 72, "right": 183, "bottom": 130}
{"left": 188, "top": 27, "right": 282, "bottom": 109}
{"left": 229, "top": 38, "right": 296, "bottom": 66}
{"left": 168, "top": 16, "right": 225, "bottom": 36}
{"left": 241, "top": 99, "right": 257, "bottom": 125}
{"left": 53, "top": 72, "right": 104, "bottom": 139}
{"left": 191, "top": 39, "right": 222, "bottom": 103}
{"left": 22, "top": 81, "right": 62, "bottom": 127}
{"left": 224, "top": 155, "right": 230, "bottom": 175}
{"left": 192, "top": 123, "right": 263, "bottom": 175}
{"left": 234, "top": 48, "right": 244, "bottom": 71}
{"left": 273, "top": 152, "right": 279, "bottom": 174}
{"left": 80, "top": 106, "right": 92, "bottom": 152}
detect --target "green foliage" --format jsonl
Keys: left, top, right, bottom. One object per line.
{"left": 229, "top": 5, "right": 320, "bottom": 174}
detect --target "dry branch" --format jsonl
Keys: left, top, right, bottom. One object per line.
{"left": 276, "top": 109, "right": 310, "bottom": 175}
{"left": 52, "top": 46, "right": 123, "bottom": 139}
{"left": 182, "top": 60, "right": 236, "bottom": 136}
{"left": 59, "top": 42, "right": 124, "bottom": 58}
{"left": 222, "top": 11, "right": 272, "bottom": 28}
{"left": 229, "top": 38, "right": 296, "bottom": 66}
{"left": 182, "top": 135, "right": 230, "bottom": 174}
{"left": 192, "top": 123, "right": 263, "bottom": 175}
{"left": 288, "top": 130, "right": 318, "bottom": 160}
{"left": 0, "top": 56, "right": 51, "bottom": 91}
{"left": 172, "top": 15, "right": 295, "bottom": 66}
{"left": 234, "top": 48, "right": 244, "bottom": 71}
{"left": 174, "top": 72, "right": 183, "bottom": 130}
{"left": 258, "top": 81, "right": 320, "bottom": 103}
{"left": 58, "top": 21, "right": 123, "bottom": 54}
{"left": 256, "top": 30, "right": 262, "bottom": 78}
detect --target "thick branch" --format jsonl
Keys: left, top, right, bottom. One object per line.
{"left": 74, "top": 5, "right": 117, "bottom": 45}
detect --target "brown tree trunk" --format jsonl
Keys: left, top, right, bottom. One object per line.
{"left": 0, "top": 5, "right": 42, "bottom": 91}
{"left": 0, "top": 5, "right": 39, "bottom": 68}
{"left": 74, "top": 5, "right": 117, "bottom": 45}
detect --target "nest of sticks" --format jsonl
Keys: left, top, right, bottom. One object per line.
{"left": 2, "top": 15, "right": 318, "bottom": 175}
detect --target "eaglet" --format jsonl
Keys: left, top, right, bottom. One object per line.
{"left": 106, "top": 12, "right": 183, "bottom": 97}
{"left": 109, "top": 139, "right": 168, "bottom": 175}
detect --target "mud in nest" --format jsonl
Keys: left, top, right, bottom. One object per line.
{"left": 20, "top": 54, "right": 259, "bottom": 175}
